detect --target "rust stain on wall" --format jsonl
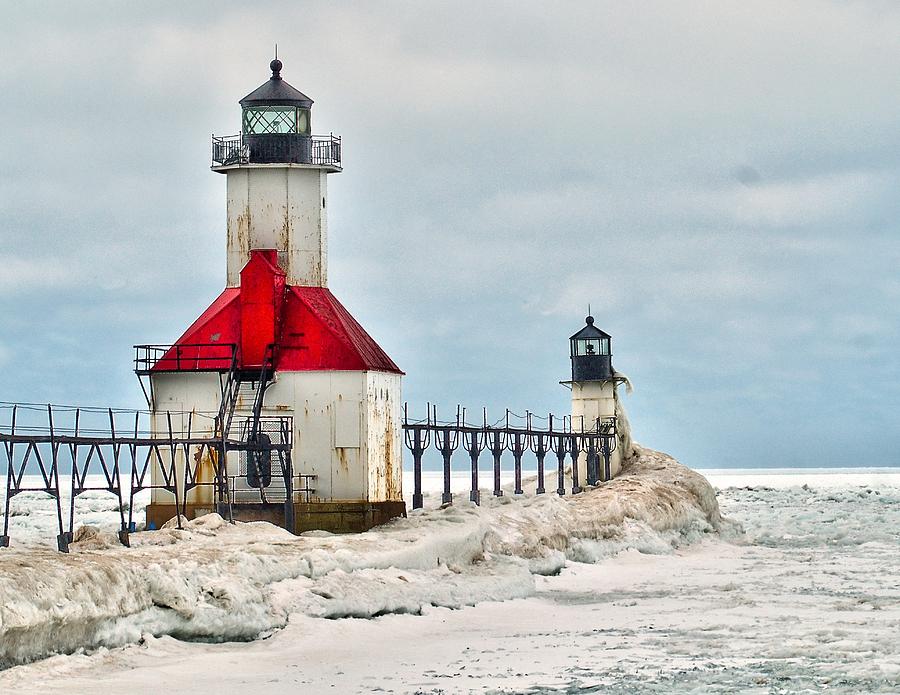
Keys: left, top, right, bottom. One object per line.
{"left": 236, "top": 205, "right": 252, "bottom": 254}
{"left": 337, "top": 447, "right": 349, "bottom": 473}
{"left": 279, "top": 211, "right": 290, "bottom": 272}
{"left": 190, "top": 444, "right": 216, "bottom": 504}
{"left": 382, "top": 411, "right": 401, "bottom": 501}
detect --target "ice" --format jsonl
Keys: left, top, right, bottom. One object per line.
{"left": 701, "top": 466, "right": 900, "bottom": 490}
{"left": 0, "top": 446, "right": 725, "bottom": 667}
{"left": 2, "top": 453, "right": 899, "bottom": 693}
{"left": 0, "top": 477, "right": 150, "bottom": 548}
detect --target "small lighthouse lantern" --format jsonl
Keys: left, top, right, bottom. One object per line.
{"left": 239, "top": 58, "right": 315, "bottom": 164}
{"left": 570, "top": 316, "right": 613, "bottom": 382}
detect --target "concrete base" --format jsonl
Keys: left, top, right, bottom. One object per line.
{"left": 293, "top": 500, "right": 407, "bottom": 534}
{"left": 145, "top": 500, "right": 407, "bottom": 535}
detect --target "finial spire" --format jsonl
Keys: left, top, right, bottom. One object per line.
{"left": 270, "top": 46, "right": 283, "bottom": 80}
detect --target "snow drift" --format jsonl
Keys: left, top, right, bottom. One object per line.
{"left": 0, "top": 447, "right": 730, "bottom": 667}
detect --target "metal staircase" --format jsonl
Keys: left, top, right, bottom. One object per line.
{"left": 213, "top": 344, "right": 278, "bottom": 515}
{"left": 215, "top": 344, "right": 276, "bottom": 439}
{"left": 249, "top": 345, "right": 276, "bottom": 444}
{"left": 216, "top": 350, "right": 242, "bottom": 439}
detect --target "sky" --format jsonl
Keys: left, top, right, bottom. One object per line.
{"left": 1, "top": 1, "right": 899, "bottom": 468}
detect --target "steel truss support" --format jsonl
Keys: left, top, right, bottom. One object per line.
{"left": 0, "top": 404, "right": 292, "bottom": 551}
{"left": 402, "top": 405, "right": 617, "bottom": 510}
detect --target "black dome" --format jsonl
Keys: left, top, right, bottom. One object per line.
{"left": 240, "top": 60, "right": 313, "bottom": 109}
{"left": 569, "top": 316, "right": 611, "bottom": 342}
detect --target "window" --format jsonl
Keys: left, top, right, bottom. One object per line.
{"left": 296, "top": 109, "right": 310, "bottom": 134}
{"left": 243, "top": 106, "right": 298, "bottom": 134}
{"left": 574, "top": 338, "right": 610, "bottom": 356}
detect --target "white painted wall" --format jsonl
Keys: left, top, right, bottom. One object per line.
{"left": 149, "top": 369, "right": 404, "bottom": 506}
{"left": 224, "top": 164, "right": 329, "bottom": 287}
{"left": 365, "top": 371, "right": 403, "bottom": 502}
{"left": 269, "top": 371, "right": 365, "bottom": 501}
{"left": 148, "top": 372, "right": 221, "bottom": 507}
{"left": 262, "top": 371, "right": 403, "bottom": 502}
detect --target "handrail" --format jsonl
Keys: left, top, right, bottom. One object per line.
{"left": 402, "top": 403, "right": 619, "bottom": 509}
{"left": 216, "top": 347, "right": 241, "bottom": 443}
{"left": 249, "top": 344, "right": 276, "bottom": 445}
{"left": 134, "top": 343, "right": 237, "bottom": 374}
{"left": 211, "top": 133, "right": 341, "bottom": 168}
{"left": 0, "top": 401, "right": 293, "bottom": 551}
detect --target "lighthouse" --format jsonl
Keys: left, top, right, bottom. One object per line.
{"left": 138, "top": 59, "right": 405, "bottom": 533}
{"left": 564, "top": 316, "right": 628, "bottom": 480}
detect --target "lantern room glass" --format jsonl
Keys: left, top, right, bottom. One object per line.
{"left": 243, "top": 106, "right": 311, "bottom": 135}
{"left": 572, "top": 337, "right": 610, "bottom": 357}
{"left": 296, "top": 108, "right": 310, "bottom": 134}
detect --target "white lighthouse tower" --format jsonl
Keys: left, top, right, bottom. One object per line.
{"left": 564, "top": 316, "right": 629, "bottom": 479}
{"left": 222, "top": 57, "right": 331, "bottom": 288}
{"left": 139, "top": 59, "right": 405, "bottom": 533}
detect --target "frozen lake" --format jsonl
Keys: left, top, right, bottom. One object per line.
{"left": 1, "top": 460, "right": 899, "bottom": 693}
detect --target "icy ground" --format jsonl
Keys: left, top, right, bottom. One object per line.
{"left": 1, "top": 454, "right": 899, "bottom": 693}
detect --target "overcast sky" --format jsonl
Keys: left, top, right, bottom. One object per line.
{"left": 1, "top": 1, "right": 899, "bottom": 468}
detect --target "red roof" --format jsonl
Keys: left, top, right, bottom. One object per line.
{"left": 155, "top": 250, "right": 401, "bottom": 374}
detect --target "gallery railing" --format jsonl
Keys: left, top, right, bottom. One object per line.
{"left": 211, "top": 133, "right": 342, "bottom": 167}
{"left": 402, "top": 405, "right": 617, "bottom": 510}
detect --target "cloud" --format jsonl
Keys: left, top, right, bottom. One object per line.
{"left": 701, "top": 171, "right": 893, "bottom": 229}
{"left": 1, "top": 1, "right": 899, "bottom": 466}
{"left": 0, "top": 255, "right": 77, "bottom": 293}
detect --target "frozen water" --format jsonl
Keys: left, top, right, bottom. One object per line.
{"left": 0, "top": 448, "right": 724, "bottom": 666}
{"left": 0, "top": 476, "right": 150, "bottom": 548}
{"left": 0, "top": 450, "right": 898, "bottom": 693}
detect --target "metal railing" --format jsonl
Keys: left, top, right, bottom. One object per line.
{"left": 403, "top": 405, "right": 617, "bottom": 510}
{"left": 211, "top": 133, "right": 342, "bottom": 167}
{"left": 134, "top": 344, "right": 237, "bottom": 374}
{"left": 0, "top": 403, "right": 293, "bottom": 552}
{"left": 229, "top": 473, "right": 316, "bottom": 505}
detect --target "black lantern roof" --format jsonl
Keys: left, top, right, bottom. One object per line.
{"left": 569, "top": 316, "right": 611, "bottom": 342}
{"left": 240, "top": 59, "right": 314, "bottom": 108}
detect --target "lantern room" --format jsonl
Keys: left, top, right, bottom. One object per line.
{"left": 233, "top": 58, "right": 321, "bottom": 165}
{"left": 570, "top": 316, "right": 613, "bottom": 382}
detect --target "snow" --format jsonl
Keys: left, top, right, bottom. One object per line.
{"left": 0, "top": 448, "right": 722, "bottom": 664}
{"left": 1, "top": 452, "right": 899, "bottom": 693}
{"left": 0, "top": 485, "right": 150, "bottom": 548}
{"left": 700, "top": 466, "right": 900, "bottom": 489}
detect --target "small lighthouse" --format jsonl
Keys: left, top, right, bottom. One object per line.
{"left": 139, "top": 59, "right": 405, "bottom": 532}
{"left": 564, "top": 316, "right": 627, "bottom": 479}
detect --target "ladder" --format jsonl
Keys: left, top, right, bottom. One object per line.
{"left": 214, "top": 345, "right": 277, "bottom": 513}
